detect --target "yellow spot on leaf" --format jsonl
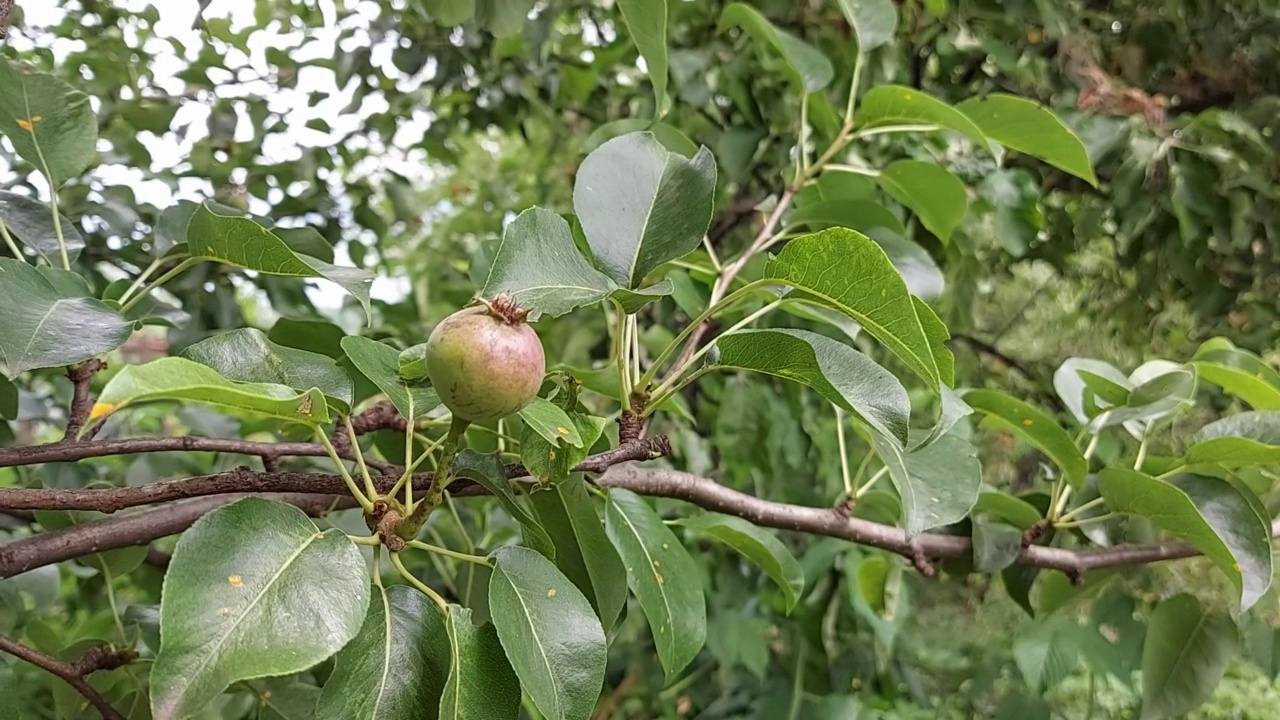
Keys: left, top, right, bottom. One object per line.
{"left": 1022, "top": 418, "right": 1033, "bottom": 426}
{"left": 655, "top": 573, "right": 664, "bottom": 585}
{"left": 653, "top": 560, "right": 660, "bottom": 568}
{"left": 557, "top": 426, "right": 569, "bottom": 434}
{"left": 662, "top": 543, "right": 669, "bottom": 549}
{"left": 1233, "top": 562, "right": 1242, "bottom": 572}
{"left": 228, "top": 575, "right": 243, "bottom": 587}
{"left": 16, "top": 116, "right": 41, "bottom": 131}
{"left": 547, "top": 588, "right": 557, "bottom": 597}
{"left": 548, "top": 450, "right": 556, "bottom": 460}
{"left": 89, "top": 402, "right": 120, "bottom": 420}
{"left": 219, "top": 607, "right": 233, "bottom": 618}
{"left": 261, "top": 691, "right": 272, "bottom": 701}
{"left": 297, "top": 396, "right": 313, "bottom": 414}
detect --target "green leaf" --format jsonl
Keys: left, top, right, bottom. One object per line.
{"left": 836, "top": 0, "right": 897, "bottom": 50}
{"left": 518, "top": 397, "right": 585, "bottom": 448}
{"left": 1191, "top": 337, "right": 1280, "bottom": 410}
{"left": 0, "top": 375, "right": 16, "bottom": 420}
{"left": 0, "top": 258, "right": 133, "bottom": 379}
{"left": 529, "top": 478, "right": 628, "bottom": 629}
{"left": 1054, "top": 357, "right": 1132, "bottom": 425}
{"left": 91, "top": 357, "right": 330, "bottom": 427}
{"left": 250, "top": 677, "right": 321, "bottom": 720}
{"left": 788, "top": 198, "right": 906, "bottom": 236}
{"left": 453, "top": 450, "right": 556, "bottom": 559}
{"left": 1013, "top": 619, "right": 1079, "bottom": 692}
{"left": 182, "top": 328, "right": 353, "bottom": 414}
{"left": 1099, "top": 469, "right": 1272, "bottom": 611}
{"left": 857, "top": 86, "right": 990, "bottom": 152}
{"left": 605, "top": 488, "right": 707, "bottom": 680}
{"left": 764, "top": 228, "right": 953, "bottom": 389}
{"left": 269, "top": 317, "right": 347, "bottom": 359}
{"left": 340, "top": 336, "right": 439, "bottom": 420}
{"left": 481, "top": 207, "right": 616, "bottom": 319}
{"left": 714, "top": 328, "right": 910, "bottom": 448}
{"left": 423, "top": 0, "right": 475, "bottom": 26}
{"left": 316, "top": 585, "right": 450, "bottom": 720}
{"left": 672, "top": 512, "right": 804, "bottom": 611}
{"left": 573, "top": 132, "right": 716, "bottom": 289}
{"left": 274, "top": 226, "right": 334, "bottom": 264}
{"left": 1140, "top": 594, "right": 1238, "bottom": 720}
{"left": 972, "top": 520, "right": 1023, "bottom": 572}
{"left": 488, "top": 546, "right": 606, "bottom": 720}
{"left": 439, "top": 605, "right": 521, "bottom": 720}
{"left": 583, "top": 120, "right": 697, "bottom": 157}
{"left": 718, "top": 4, "right": 833, "bottom": 93}
{"left": 0, "top": 60, "right": 98, "bottom": 188}
{"left": 0, "top": 661, "right": 15, "bottom": 720}
{"left": 870, "top": 432, "right": 982, "bottom": 536}
{"left": 1090, "top": 363, "right": 1196, "bottom": 430}
{"left": 186, "top": 202, "right": 374, "bottom": 319}
{"left": 973, "top": 490, "right": 1043, "bottom": 530}
{"left": 618, "top": 0, "right": 668, "bottom": 113}
{"left": 521, "top": 412, "right": 608, "bottom": 486}
{"left": 474, "top": 0, "right": 531, "bottom": 37}
{"left": 0, "top": 191, "right": 84, "bottom": 264}
{"left": 876, "top": 160, "right": 968, "bottom": 243}
{"left": 963, "top": 389, "right": 1088, "bottom": 489}
{"left": 1186, "top": 412, "right": 1280, "bottom": 466}
{"left": 398, "top": 344, "right": 429, "bottom": 381}
{"left": 957, "top": 95, "right": 1098, "bottom": 186}
{"left": 150, "top": 498, "right": 369, "bottom": 720}
{"left": 610, "top": 280, "right": 672, "bottom": 314}
{"left": 918, "top": 384, "right": 973, "bottom": 447}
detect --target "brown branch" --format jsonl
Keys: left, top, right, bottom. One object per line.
{"left": 0, "top": 635, "right": 128, "bottom": 720}
{"left": 63, "top": 359, "right": 107, "bottom": 441}
{"left": 0, "top": 435, "right": 395, "bottom": 473}
{"left": 597, "top": 464, "right": 1277, "bottom": 576}
{"left": 0, "top": 493, "right": 353, "bottom": 579}
{"left": 0, "top": 0, "right": 11, "bottom": 39}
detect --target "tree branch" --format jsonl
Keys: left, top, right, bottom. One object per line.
{"left": 0, "top": 435, "right": 395, "bottom": 474}
{"left": 63, "top": 359, "right": 108, "bottom": 441}
{"left": 597, "top": 464, "right": 1277, "bottom": 576}
{"left": 0, "top": 634, "right": 130, "bottom": 720}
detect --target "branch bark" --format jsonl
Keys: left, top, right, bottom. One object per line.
{"left": 0, "top": 634, "right": 130, "bottom": 720}
{"left": 0, "top": 435, "right": 395, "bottom": 473}
{"left": 597, "top": 464, "right": 1276, "bottom": 576}
{"left": 63, "top": 359, "right": 108, "bottom": 441}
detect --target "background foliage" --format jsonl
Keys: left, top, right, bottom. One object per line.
{"left": 2, "top": 0, "right": 1280, "bottom": 719}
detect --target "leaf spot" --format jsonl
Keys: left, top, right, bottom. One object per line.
{"left": 1022, "top": 418, "right": 1033, "bottom": 426}
{"left": 652, "top": 560, "right": 660, "bottom": 568}
{"left": 548, "top": 449, "right": 556, "bottom": 460}
{"left": 261, "top": 691, "right": 272, "bottom": 701}
{"left": 662, "top": 543, "right": 669, "bottom": 549}
{"left": 16, "top": 116, "right": 42, "bottom": 131}
{"left": 89, "top": 402, "right": 120, "bottom": 420}
{"left": 228, "top": 575, "right": 243, "bottom": 587}
{"left": 218, "top": 606, "right": 233, "bottom": 619}
{"left": 547, "top": 588, "right": 557, "bottom": 597}
{"left": 557, "top": 426, "right": 569, "bottom": 434}
{"left": 655, "top": 572, "right": 664, "bottom": 585}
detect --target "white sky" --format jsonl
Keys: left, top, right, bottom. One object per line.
{"left": 4, "top": 0, "right": 465, "bottom": 320}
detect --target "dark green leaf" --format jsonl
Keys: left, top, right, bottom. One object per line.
{"left": 453, "top": 450, "right": 555, "bottom": 559}
{"left": 340, "top": 336, "right": 439, "bottom": 420}
{"left": 517, "top": 397, "right": 584, "bottom": 448}
{"left": 268, "top": 318, "right": 347, "bottom": 359}
{"left": 672, "top": 512, "right": 804, "bottom": 611}
{"left": 528, "top": 478, "right": 628, "bottom": 630}
{"left": 316, "top": 585, "right": 450, "bottom": 720}
{"left": 1012, "top": 619, "right": 1079, "bottom": 692}
{"left": 1141, "top": 594, "right": 1238, "bottom": 720}
{"left": 836, "top": 0, "right": 897, "bottom": 50}
{"left": 187, "top": 202, "right": 374, "bottom": 319}
{"left": 0, "top": 258, "right": 133, "bottom": 379}
{"left": 963, "top": 389, "right": 1088, "bottom": 489}
{"left": 972, "top": 520, "right": 1023, "bottom": 572}
{"left": 876, "top": 160, "right": 968, "bottom": 243}
{"left": 423, "top": 0, "right": 475, "bottom": 26}
{"left": 1054, "top": 357, "right": 1132, "bottom": 425}
{"left": 1186, "top": 412, "right": 1280, "bottom": 466}
{"left": 973, "top": 490, "right": 1042, "bottom": 530}
{"left": 714, "top": 328, "right": 910, "bottom": 448}
{"left": 398, "top": 344, "right": 429, "bottom": 381}
{"left": 617, "top": 0, "right": 669, "bottom": 112}
{"left": 91, "top": 357, "right": 330, "bottom": 427}
{"left": 605, "top": 488, "right": 706, "bottom": 680}
{"left": 610, "top": 280, "right": 672, "bottom": 314}
{"left": 1192, "top": 337, "right": 1280, "bottom": 410}
{"left": 439, "top": 605, "right": 520, "bottom": 720}
{"left": 718, "top": 4, "right": 833, "bottom": 93}
{"left": 764, "top": 228, "right": 953, "bottom": 389}
{"left": 1091, "top": 365, "right": 1196, "bottom": 430}
{"left": 857, "top": 86, "right": 990, "bottom": 151}
{"left": 489, "top": 546, "right": 606, "bottom": 720}
{"left": 0, "top": 60, "right": 98, "bottom": 188}
{"left": 474, "top": 0, "right": 532, "bottom": 37}
{"left": 957, "top": 95, "right": 1098, "bottom": 186}
{"left": 0, "top": 191, "right": 84, "bottom": 264}
{"left": 583, "top": 120, "right": 697, "bottom": 157}
{"left": 1099, "top": 469, "right": 1272, "bottom": 610}
{"left": 0, "top": 375, "right": 17, "bottom": 420}
{"left": 481, "top": 207, "right": 616, "bottom": 318}
{"left": 250, "top": 677, "right": 321, "bottom": 720}
{"left": 573, "top": 132, "right": 716, "bottom": 289}
{"left": 870, "top": 432, "right": 981, "bottom": 536}
{"left": 0, "top": 661, "right": 15, "bottom": 720}
{"left": 788, "top": 198, "right": 905, "bottom": 236}
{"left": 520, "top": 412, "right": 608, "bottom": 486}
{"left": 274, "top": 227, "right": 334, "bottom": 264}
{"left": 151, "top": 498, "right": 368, "bottom": 720}
{"left": 182, "top": 328, "right": 353, "bottom": 413}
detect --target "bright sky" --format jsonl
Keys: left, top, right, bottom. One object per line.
{"left": 4, "top": 0, "right": 464, "bottom": 319}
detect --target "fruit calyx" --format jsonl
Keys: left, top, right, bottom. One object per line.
{"left": 476, "top": 292, "right": 530, "bottom": 324}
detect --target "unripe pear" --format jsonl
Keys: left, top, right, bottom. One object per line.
{"left": 424, "top": 295, "right": 545, "bottom": 423}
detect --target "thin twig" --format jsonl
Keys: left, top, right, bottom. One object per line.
{"left": 63, "top": 359, "right": 108, "bottom": 441}
{"left": 0, "top": 635, "right": 129, "bottom": 719}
